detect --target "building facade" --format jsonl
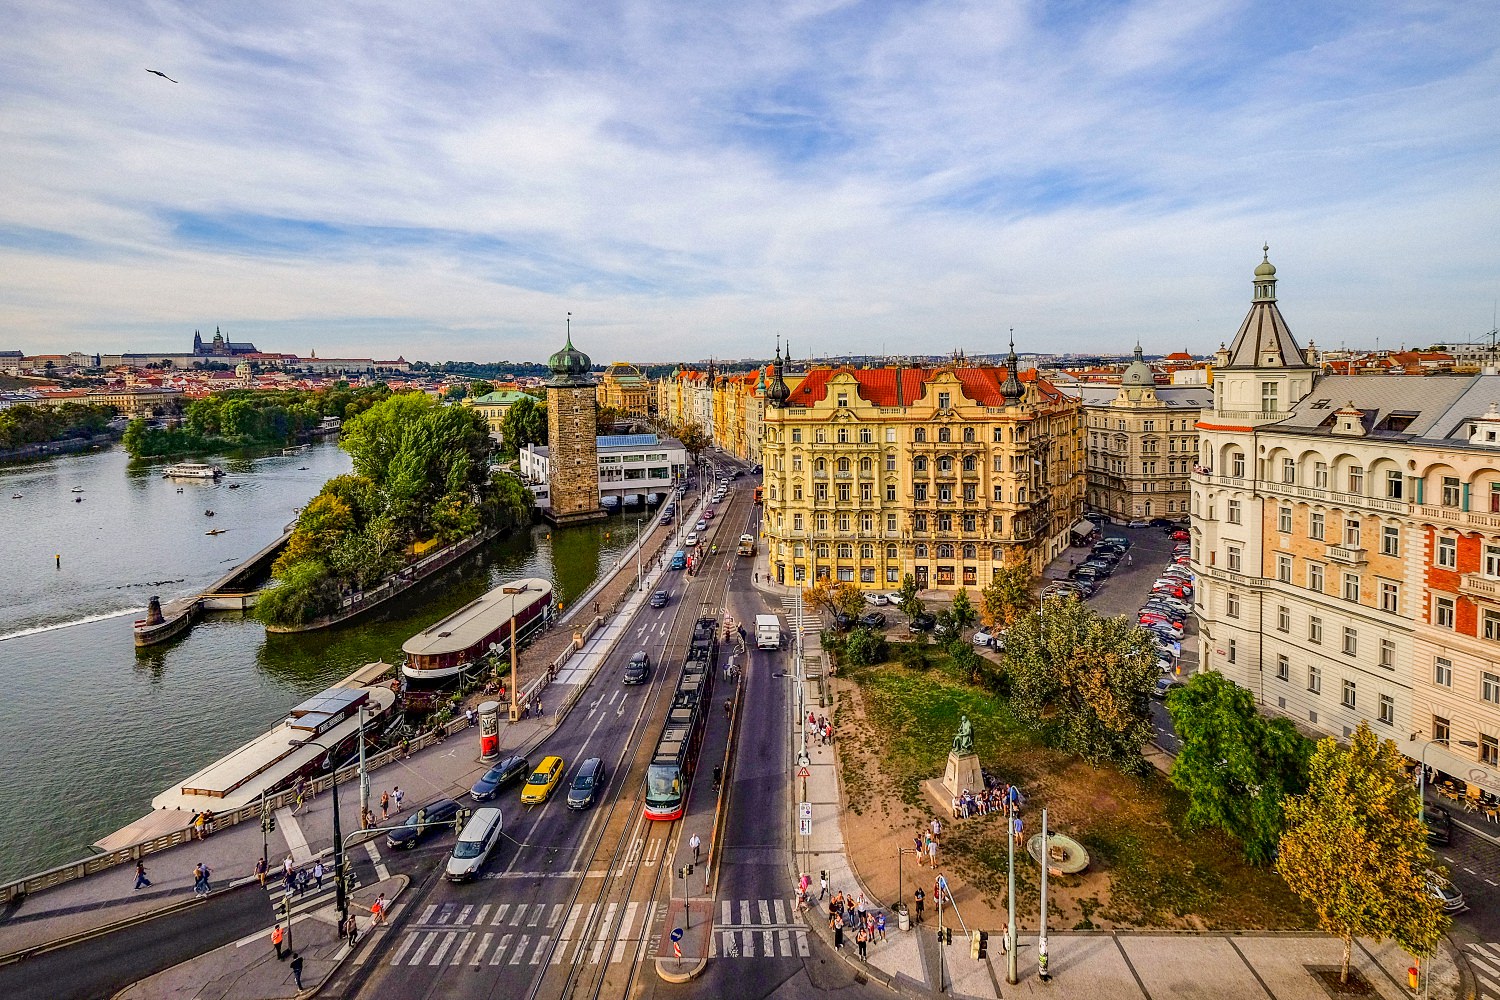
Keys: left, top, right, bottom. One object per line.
{"left": 519, "top": 433, "right": 688, "bottom": 506}
{"left": 1192, "top": 252, "right": 1500, "bottom": 794}
{"left": 463, "top": 389, "right": 533, "bottom": 440}
{"left": 597, "top": 363, "right": 654, "bottom": 417}
{"left": 761, "top": 344, "right": 1084, "bottom": 591}
{"left": 542, "top": 330, "right": 605, "bottom": 524}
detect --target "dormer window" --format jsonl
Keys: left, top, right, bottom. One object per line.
{"left": 837, "top": 393, "right": 848, "bottom": 407}
{"left": 937, "top": 392, "right": 951, "bottom": 409}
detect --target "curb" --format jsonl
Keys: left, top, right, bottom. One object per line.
{"left": 308, "top": 874, "right": 409, "bottom": 998}
{"left": 654, "top": 949, "right": 709, "bottom": 983}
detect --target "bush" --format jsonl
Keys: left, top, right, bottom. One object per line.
{"left": 897, "top": 642, "right": 930, "bottom": 671}
{"left": 844, "top": 627, "right": 889, "bottom": 666}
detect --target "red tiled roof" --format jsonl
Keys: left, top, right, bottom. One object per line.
{"left": 783, "top": 365, "right": 1064, "bottom": 408}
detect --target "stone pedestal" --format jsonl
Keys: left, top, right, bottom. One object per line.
{"left": 942, "top": 752, "right": 983, "bottom": 798}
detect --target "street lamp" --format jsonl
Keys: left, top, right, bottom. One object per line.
{"left": 1417, "top": 737, "right": 1478, "bottom": 823}
{"left": 290, "top": 737, "right": 348, "bottom": 927}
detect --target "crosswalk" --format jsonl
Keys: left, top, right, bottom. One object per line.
{"left": 386, "top": 900, "right": 663, "bottom": 968}
{"left": 778, "top": 596, "right": 820, "bottom": 635}
{"left": 711, "top": 898, "right": 810, "bottom": 960}
{"left": 1471, "top": 943, "right": 1500, "bottom": 998}
{"left": 266, "top": 870, "right": 364, "bottom": 921}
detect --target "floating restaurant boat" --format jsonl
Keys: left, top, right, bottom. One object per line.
{"left": 401, "top": 577, "right": 553, "bottom": 686}
{"left": 150, "top": 683, "right": 396, "bottom": 813}
{"left": 600, "top": 495, "right": 621, "bottom": 514}
{"left": 162, "top": 462, "right": 224, "bottom": 480}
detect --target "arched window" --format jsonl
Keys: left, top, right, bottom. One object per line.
{"left": 815, "top": 543, "right": 829, "bottom": 558}
{"left": 815, "top": 457, "right": 826, "bottom": 472}
{"left": 991, "top": 546, "right": 1004, "bottom": 560}
{"left": 860, "top": 543, "right": 874, "bottom": 559}
{"left": 937, "top": 543, "right": 954, "bottom": 558}
{"left": 938, "top": 457, "right": 953, "bottom": 473}
{"left": 886, "top": 545, "right": 898, "bottom": 559}
{"left": 938, "top": 427, "right": 951, "bottom": 443}
{"left": 837, "top": 457, "right": 850, "bottom": 473}
{"left": 837, "top": 543, "right": 852, "bottom": 558}
{"left": 860, "top": 457, "right": 872, "bottom": 473}
{"left": 914, "top": 543, "right": 929, "bottom": 558}
{"left": 914, "top": 428, "right": 926, "bottom": 443}
{"left": 963, "top": 427, "right": 975, "bottom": 443}
{"left": 962, "top": 455, "right": 976, "bottom": 472}
{"left": 962, "top": 544, "right": 977, "bottom": 559}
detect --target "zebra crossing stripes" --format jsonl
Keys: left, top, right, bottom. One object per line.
{"left": 1470, "top": 943, "right": 1500, "bottom": 998}
{"left": 711, "top": 898, "right": 810, "bottom": 960}
{"left": 265, "top": 873, "right": 361, "bottom": 919}
{"left": 778, "top": 596, "right": 819, "bottom": 632}
{"left": 388, "top": 900, "right": 651, "bottom": 968}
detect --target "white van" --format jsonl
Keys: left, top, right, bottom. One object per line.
{"left": 445, "top": 806, "right": 503, "bottom": 882}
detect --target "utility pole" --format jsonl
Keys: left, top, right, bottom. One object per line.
{"left": 1039, "top": 807, "right": 1049, "bottom": 980}
{"left": 357, "top": 703, "right": 369, "bottom": 825}
{"left": 1006, "top": 799, "right": 1018, "bottom": 984}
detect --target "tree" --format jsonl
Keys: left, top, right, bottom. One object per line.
{"left": 500, "top": 395, "right": 547, "bottom": 455}
{"left": 897, "top": 573, "right": 923, "bottom": 621}
{"left": 950, "top": 588, "right": 978, "bottom": 630}
{"left": 803, "top": 579, "right": 863, "bottom": 618}
{"left": 843, "top": 627, "right": 888, "bottom": 666}
{"left": 1003, "top": 597, "right": 1159, "bottom": 770}
{"left": 1276, "top": 723, "right": 1448, "bottom": 984}
{"left": 470, "top": 380, "right": 494, "bottom": 397}
{"left": 675, "top": 419, "right": 710, "bottom": 463}
{"left": 980, "top": 563, "right": 1036, "bottom": 631}
{"left": 1166, "top": 672, "right": 1312, "bottom": 864}
{"left": 443, "top": 383, "right": 468, "bottom": 401}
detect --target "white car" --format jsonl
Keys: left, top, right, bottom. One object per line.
{"left": 885, "top": 591, "right": 905, "bottom": 606}
{"left": 864, "top": 593, "right": 889, "bottom": 606}
{"left": 973, "top": 629, "right": 1004, "bottom": 648}
{"left": 1128, "top": 519, "right": 1149, "bottom": 528}
{"left": 684, "top": 533, "right": 699, "bottom": 547}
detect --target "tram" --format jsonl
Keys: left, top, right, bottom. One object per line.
{"left": 644, "top": 618, "right": 719, "bottom": 821}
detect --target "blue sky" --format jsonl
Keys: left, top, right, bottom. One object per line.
{"left": 1, "top": 1, "right": 1497, "bottom": 362}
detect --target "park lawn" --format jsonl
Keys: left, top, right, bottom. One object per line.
{"left": 835, "top": 648, "right": 1314, "bottom": 931}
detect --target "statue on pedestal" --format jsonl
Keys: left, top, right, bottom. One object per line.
{"left": 952, "top": 715, "right": 974, "bottom": 755}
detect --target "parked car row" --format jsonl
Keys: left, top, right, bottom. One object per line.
{"left": 1147, "top": 540, "right": 1196, "bottom": 698}
{"left": 1068, "top": 535, "right": 1132, "bottom": 590}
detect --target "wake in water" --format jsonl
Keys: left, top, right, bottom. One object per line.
{"left": 0, "top": 607, "right": 144, "bottom": 643}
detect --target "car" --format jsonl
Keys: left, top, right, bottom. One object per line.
{"left": 1148, "top": 518, "right": 1175, "bottom": 528}
{"left": 865, "top": 592, "right": 889, "bottom": 606}
{"left": 908, "top": 611, "right": 937, "bottom": 633}
{"left": 703, "top": 508, "right": 715, "bottom": 519}
{"left": 1428, "top": 871, "right": 1467, "bottom": 913}
{"left": 832, "top": 611, "right": 855, "bottom": 631}
{"left": 521, "top": 756, "right": 567, "bottom": 805}
{"left": 1083, "top": 512, "right": 1108, "bottom": 525}
{"left": 1089, "top": 548, "right": 1121, "bottom": 564}
{"left": 1424, "top": 805, "right": 1452, "bottom": 847}
{"left": 1042, "top": 582, "right": 1084, "bottom": 600}
{"left": 730, "top": 469, "right": 744, "bottom": 479}
{"left": 1153, "top": 582, "right": 1190, "bottom": 597}
{"left": 624, "top": 650, "right": 651, "bottom": 685}
{"left": 973, "top": 629, "right": 1004, "bottom": 648}
{"left": 1127, "top": 519, "right": 1150, "bottom": 528}
{"left": 1162, "top": 566, "right": 1193, "bottom": 578}
{"left": 387, "top": 797, "right": 462, "bottom": 849}
{"left": 1094, "top": 540, "right": 1127, "bottom": 554}
{"left": 1152, "top": 675, "right": 1182, "bottom": 699}
{"left": 1071, "top": 566, "right": 1104, "bottom": 584}
{"left": 857, "top": 611, "right": 887, "bottom": 629}
{"left": 1082, "top": 559, "right": 1115, "bottom": 577}
{"left": 1138, "top": 611, "right": 1182, "bottom": 626}
{"left": 1145, "top": 623, "right": 1185, "bottom": 641}
{"left": 660, "top": 516, "right": 674, "bottom": 527}
{"left": 1171, "top": 530, "right": 1190, "bottom": 541}
{"left": 1144, "top": 601, "right": 1190, "bottom": 619}
{"left": 445, "top": 806, "right": 505, "bottom": 882}
{"left": 684, "top": 533, "right": 699, "bottom": 547}
{"left": 885, "top": 591, "right": 905, "bottom": 606}
{"left": 695, "top": 519, "right": 708, "bottom": 531}
{"left": 650, "top": 590, "right": 669, "bottom": 608}
{"left": 470, "top": 756, "right": 530, "bottom": 801}
{"left": 567, "top": 757, "right": 608, "bottom": 810}
{"left": 1153, "top": 638, "right": 1183, "bottom": 659}
{"left": 1103, "top": 536, "right": 1131, "bottom": 550}
{"left": 933, "top": 620, "right": 960, "bottom": 641}
{"left": 1157, "top": 658, "right": 1176, "bottom": 673}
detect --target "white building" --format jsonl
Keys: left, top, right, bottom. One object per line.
{"left": 520, "top": 433, "right": 688, "bottom": 510}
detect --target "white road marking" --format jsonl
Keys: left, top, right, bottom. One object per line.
{"left": 276, "top": 807, "right": 312, "bottom": 863}
{"left": 409, "top": 931, "right": 437, "bottom": 964}
{"left": 363, "top": 840, "right": 390, "bottom": 880}
{"left": 612, "top": 902, "right": 638, "bottom": 964}
{"left": 491, "top": 933, "right": 512, "bottom": 965}
{"left": 429, "top": 931, "right": 456, "bottom": 965}
{"left": 389, "top": 931, "right": 419, "bottom": 966}
{"left": 509, "top": 933, "right": 531, "bottom": 965}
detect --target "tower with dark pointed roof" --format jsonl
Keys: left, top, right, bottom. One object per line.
{"left": 1212, "top": 247, "right": 1316, "bottom": 422}
{"left": 543, "top": 316, "right": 605, "bottom": 524}
{"left": 766, "top": 342, "right": 791, "bottom": 408}
{"left": 1000, "top": 334, "right": 1024, "bottom": 405}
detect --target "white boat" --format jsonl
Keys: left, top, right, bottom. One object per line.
{"left": 402, "top": 578, "right": 553, "bottom": 685}
{"left": 162, "top": 462, "right": 224, "bottom": 480}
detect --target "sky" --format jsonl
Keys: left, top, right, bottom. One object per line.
{"left": 2, "top": 2, "right": 1498, "bottom": 363}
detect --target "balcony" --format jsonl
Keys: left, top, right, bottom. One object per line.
{"left": 1212, "top": 408, "right": 1293, "bottom": 425}
{"left": 1460, "top": 573, "right": 1500, "bottom": 603}
{"left": 1416, "top": 504, "right": 1500, "bottom": 532}
{"left": 1326, "top": 545, "right": 1368, "bottom": 567}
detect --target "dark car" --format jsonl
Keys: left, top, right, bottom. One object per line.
{"left": 1102, "top": 535, "right": 1131, "bottom": 550}
{"left": 908, "top": 611, "right": 937, "bottom": 633}
{"left": 832, "top": 611, "right": 855, "bottom": 631}
{"left": 624, "top": 650, "right": 651, "bottom": 685}
{"left": 1082, "top": 558, "right": 1115, "bottom": 577}
{"left": 1425, "top": 805, "right": 1452, "bottom": 846}
{"left": 1148, "top": 518, "right": 1175, "bottom": 528}
{"left": 1070, "top": 565, "right": 1103, "bottom": 584}
{"left": 567, "top": 756, "right": 608, "bottom": 810}
{"left": 470, "top": 755, "right": 530, "bottom": 802}
{"left": 386, "top": 797, "right": 463, "bottom": 849}
{"left": 858, "top": 611, "right": 887, "bottom": 629}
{"left": 649, "top": 590, "right": 669, "bottom": 608}
{"left": 1089, "top": 547, "right": 1121, "bottom": 564}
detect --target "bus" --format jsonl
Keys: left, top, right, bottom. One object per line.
{"left": 753, "top": 486, "right": 764, "bottom": 505}
{"left": 644, "top": 621, "right": 719, "bottom": 822}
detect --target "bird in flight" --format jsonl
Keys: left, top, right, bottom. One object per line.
{"left": 145, "top": 69, "right": 178, "bottom": 83}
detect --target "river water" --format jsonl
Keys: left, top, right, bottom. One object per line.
{"left": 0, "top": 443, "right": 645, "bottom": 880}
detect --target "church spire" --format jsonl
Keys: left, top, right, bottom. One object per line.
{"left": 1000, "top": 330, "right": 1024, "bottom": 404}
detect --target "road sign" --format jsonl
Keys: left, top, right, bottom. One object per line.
{"left": 797, "top": 766, "right": 811, "bottom": 779}
{"left": 670, "top": 927, "right": 683, "bottom": 942}
{"left": 674, "top": 941, "right": 682, "bottom": 960}
{"left": 799, "top": 801, "right": 812, "bottom": 819}
{"left": 799, "top": 817, "right": 812, "bottom": 837}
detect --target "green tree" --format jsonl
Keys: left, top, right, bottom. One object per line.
{"left": 675, "top": 419, "right": 710, "bottom": 463}
{"left": 897, "top": 573, "right": 923, "bottom": 621}
{"left": 274, "top": 493, "right": 356, "bottom": 575}
{"left": 980, "top": 563, "right": 1036, "bottom": 631}
{"left": 1166, "top": 672, "right": 1312, "bottom": 864}
{"left": 1003, "top": 597, "right": 1159, "bottom": 770}
{"left": 843, "top": 627, "right": 889, "bottom": 666}
{"left": 950, "top": 588, "right": 979, "bottom": 630}
{"left": 443, "top": 383, "right": 468, "bottom": 401}
{"left": 500, "top": 395, "right": 547, "bottom": 455}
{"left": 470, "top": 380, "right": 494, "bottom": 397}
{"left": 1276, "top": 723, "right": 1448, "bottom": 985}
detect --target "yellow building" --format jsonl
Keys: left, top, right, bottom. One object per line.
{"left": 463, "top": 389, "right": 533, "bottom": 440}
{"left": 596, "top": 362, "right": 654, "bottom": 417}
{"left": 761, "top": 344, "right": 1084, "bottom": 590}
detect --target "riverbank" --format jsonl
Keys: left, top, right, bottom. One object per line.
{"left": 0, "top": 431, "right": 119, "bottom": 464}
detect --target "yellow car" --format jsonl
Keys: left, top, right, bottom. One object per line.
{"left": 521, "top": 755, "right": 566, "bottom": 805}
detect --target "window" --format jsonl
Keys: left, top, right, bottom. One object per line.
{"left": 962, "top": 455, "right": 976, "bottom": 472}
{"left": 1486, "top": 610, "right": 1500, "bottom": 642}
{"left": 1379, "top": 581, "right": 1399, "bottom": 613}
{"left": 914, "top": 428, "right": 925, "bottom": 443}
{"left": 1278, "top": 506, "right": 1292, "bottom": 533}
{"left": 1341, "top": 679, "right": 1356, "bottom": 709}
{"left": 838, "top": 457, "right": 851, "bottom": 473}
{"left": 885, "top": 453, "right": 897, "bottom": 471}
{"left": 861, "top": 484, "right": 871, "bottom": 502}
{"left": 1308, "top": 665, "right": 1322, "bottom": 694}
{"left": 1309, "top": 616, "right": 1323, "bottom": 644}
{"left": 1435, "top": 536, "right": 1457, "bottom": 569}
{"left": 938, "top": 486, "right": 952, "bottom": 502}
{"left": 1262, "top": 382, "right": 1279, "bottom": 413}
{"left": 1435, "top": 596, "right": 1455, "bottom": 628}
{"left": 938, "top": 513, "right": 952, "bottom": 532}
{"left": 817, "top": 513, "right": 829, "bottom": 531}
{"left": 837, "top": 543, "right": 852, "bottom": 559}
{"left": 1231, "top": 452, "right": 1245, "bottom": 478}
{"left": 1348, "top": 466, "right": 1364, "bottom": 494}
{"left": 1277, "top": 606, "right": 1290, "bottom": 632}
{"left": 1442, "top": 476, "right": 1461, "bottom": 508}
{"left": 887, "top": 544, "right": 897, "bottom": 559}
{"left": 860, "top": 543, "right": 873, "bottom": 559}
{"left": 815, "top": 483, "right": 827, "bottom": 502}
{"left": 1435, "top": 657, "right": 1453, "bottom": 687}
{"left": 1226, "top": 592, "right": 1240, "bottom": 618}
{"left": 1386, "top": 470, "right": 1403, "bottom": 500}
{"left": 1342, "top": 573, "right": 1360, "bottom": 602}
{"left": 886, "top": 514, "right": 897, "bottom": 533}
{"left": 1433, "top": 715, "right": 1451, "bottom": 743}
{"left": 937, "top": 457, "right": 952, "bottom": 473}
{"left": 937, "top": 391, "right": 950, "bottom": 409}
{"left": 1314, "top": 462, "right": 1328, "bottom": 488}
{"left": 938, "top": 427, "right": 951, "bottom": 443}
{"left": 1227, "top": 545, "right": 1242, "bottom": 572}
{"left": 861, "top": 515, "right": 873, "bottom": 533}
{"left": 1342, "top": 627, "right": 1357, "bottom": 656}
{"left": 1381, "top": 525, "right": 1399, "bottom": 556}
{"left": 1276, "top": 655, "right": 1290, "bottom": 681}
{"left": 963, "top": 426, "right": 975, "bottom": 443}
{"left": 837, "top": 427, "right": 848, "bottom": 444}
{"left": 816, "top": 542, "right": 829, "bottom": 558}
{"left": 1309, "top": 511, "right": 1325, "bottom": 540}
{"left": 1227, "top": 639, "right": 1237, "bottom": 664}
{"left": 1308, "top": 562, "right": 1324, "bottom": 591}
{"left": 1486, "top": 544, "right": 1500, "bottom": 578}
{"left": 993, "top": 485, "right": 1004, "bottom": 502}
{"left": 1227, "top": 499, "right": 1242, "bottom": 524}
{"left": 914, "top": 456, "right": 928, "bottom": 472}
{"left": 791, "top": 428, "right": 802, "bottom": 443}
{"left": 860, "top": 428, "right": 872, "bottom": 444}
{"left": 885, "top": 485, "right": 896, "bottom": 502}
{"left": 1485, "top": 735, "right": 1500, "bottom": 766}
{"left": 886, "top": 428, "right": 897, "bottom": 443}
{"left": 815, "top": 430, "right": 826, "bottom": 443}
{"left": 837, "top": 484, "right": 849, "bottom": 502}
{"left": 793, "top": 485, "right": 803, "bottom": 501}
{"left": 1379, "top": 695, "right": 1394, "bottom": 726}
{"left": 1379, "top": 639, "right": 1395, "bottom": 670}
{"left": 837, "top": 392, "right": 848, "bottom": 407}
{"left": 1343, "top": 518, "right": 1361, "bottom": 548}
{"left": 1485, "top": 672, "right": 1500, "bottom": 705}
{"left": 914, "top": 484, "right": 927, "bottom": 502}
{"left": 1281, "top": 457, "right": 1295, "bottom": 484}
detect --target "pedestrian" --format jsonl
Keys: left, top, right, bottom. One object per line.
{"left": 832, "top": 916, "right": 844, "bottom": 950}
{"left": 290, "top": 953, "right": 304, "bottom": 990}
{"left": 754, "top": 572, "right": 758, "bottom": 584}
{"left": 913, "top": 886, "right": 925, "bottom": 924}
{"left": 856, "top": 926, "right": 868, "bottom": 959}
{"left": 133, "top": 861, "right": 151, "bottom": 890}
{"left": 293, "top": 787, "right": 305, "bottom": 814}
{"left": 931, "top": 817, "right": 941, "bottom": 839}
{"left": 724, "top": 698, "right": 732, "bottom": 721}
{"left": 255, "top": 856, "right": 267, "bottom": 886}
{"left": 371, "top": 892, "right": 387, "bottom": 924}
{"left": 915, "top": 832, "right": 925, "bottom": 865}
{"left": 927, "top": 835, "right": 938, "bottom": 866}
{"left": 1126, "top": 553, "right": 1133, "bottom": 566}
{"left": 1013, "top": 813, "right": 1024, "bottom": 847}
{"left": 689, "top": 833, "right": 701, "bottom": 862}
{"left": 393, "top": 786, "right": 404, "bottom": 812}
{"left": 296, "top": 867, "right": 311, "bottom": 896}
{"left": 283, "top": 855, "right": 294, "bottom": 882}
{"left": 272, "top": 923, "right": 286, "bottom": 960}
{"left": 876, "top": 911, "right": 887, "bottom": 942}
{"left": 312, "top": 859, "right": 325, "bottom": 889}
{"left": 194, "top": 862, "right": 212, "bottom": 896}
{"left": 380, "top": 790, "right": 390, "bottom": 821}
{"left": 192, "top": 811, "right": 207, "bottom": 841}
{"left": 820, "top": 871, "right": 828, "bottom": 900}
{"left": 400, "top": 737, "right": 411, "bottom": 760}
{"left": 344, "top": 914, "right": 359, "bottom": 946}
{"left": 284, "top": 870, "right": 297, "bottom": 896}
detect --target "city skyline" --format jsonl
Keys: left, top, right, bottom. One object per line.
{"left": 3, "top": 3, "right": 1498, "bottom": 361}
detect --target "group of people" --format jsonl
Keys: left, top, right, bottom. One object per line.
{"left": 951, "top": 778, "right": 1023, "bottom": 820}
{"left": 807, "top": 711, "right": 833, "bottom": 747}
{"left": 189, "top": 809, "right": 215, "bottom": 839}
{"left": 826, "top": 889, "right": 887, "bottom": 960}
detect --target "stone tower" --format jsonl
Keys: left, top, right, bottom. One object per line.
{"left": 543, "top": 321, "right": 606, "bottom": 525}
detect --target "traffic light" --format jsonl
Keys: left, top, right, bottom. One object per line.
{"left": 261, "top": 811, "right": 276, "bottom": 833}
{"left": 938, "top": 927, "right": 952, "bottom": 945}
{"left": 971, "top": 930, "right": 988, "bottom": 959}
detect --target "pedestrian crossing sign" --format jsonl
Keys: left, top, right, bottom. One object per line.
{"left": 797, "top": 766, "right": 810, "bottom": 779}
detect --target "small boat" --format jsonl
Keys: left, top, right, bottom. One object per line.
{"left": 74, "top": 496, "right": 84, "bottom": 503}
{"left": 162, "top": 462, "right": 224, "bottom": 480}
{"left": 298, "top": 466, "right": 308, "bottom": 471}
{"left": 10, "top": 494, "right": 20, "bottom": 499}
{"left": 206, "top": 528, "right": 227, "bottom": 536}
{"left": 226, "top": 483, "right": 241, "bottom": 489}
{"left": 71, "top": 487, "right": 85, "bottom": 493}
{"left": 204, "top": 509, "right": 216, "bottom": 517}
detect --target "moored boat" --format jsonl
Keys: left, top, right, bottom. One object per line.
{"left": 600, "top": 495, "right": 621, "bottom": 514}
{"left": 162, "top": 462, "right": 224, "bottom": 480}
{"left": 401, "top": 577, "right": 553, "bottom": 685}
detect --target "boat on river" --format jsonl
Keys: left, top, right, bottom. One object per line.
{"left": 151, "top": 682, "right": 396, "bottom": 813}
{"left": 162, "top": 462, "right": 224, "bottom": 480}
{"left": 401, "top": 577, "right": 553, "bottom": 686}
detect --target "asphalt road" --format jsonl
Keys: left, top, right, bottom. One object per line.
{"left": 0, "top": 881, "right": 270, "bottom": 1000}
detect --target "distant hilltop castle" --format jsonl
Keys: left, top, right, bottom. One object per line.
{"left": 192, "top": 327, "right": 259, "bottom": 358}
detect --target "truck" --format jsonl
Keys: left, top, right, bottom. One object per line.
{"left": 737, "top": 533, "right": 756, "bottom": 557}
{"left": 755, "top": 614, "right": 782, "bottom": 650}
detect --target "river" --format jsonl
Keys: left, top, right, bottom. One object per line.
{"left": 0, "top": 443, "right": 646, "bottom": 881}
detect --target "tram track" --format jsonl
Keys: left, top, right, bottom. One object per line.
{"left": 525, "top": 485, "right": 751, "bottom": 1000}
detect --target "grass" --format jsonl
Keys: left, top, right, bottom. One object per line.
{"left": 835, "top": 643, "right": 1316, "bottom": 931}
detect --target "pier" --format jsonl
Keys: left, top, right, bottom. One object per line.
{"left": 133, "top": 524, "right": 294, "bottom": 646}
